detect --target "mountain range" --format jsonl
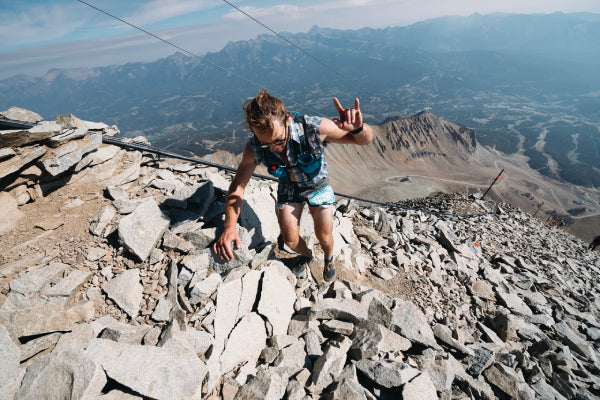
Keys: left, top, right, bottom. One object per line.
{"left": 1, "top": 12, "right": 599, "bottom": 190}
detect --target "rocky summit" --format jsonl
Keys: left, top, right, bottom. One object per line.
{"left": 1, "top": 108, "right": 599, "bottom": 400}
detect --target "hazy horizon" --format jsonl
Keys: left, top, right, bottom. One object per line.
{"left": 1, "top": 0, "right": 600, "bottom": 79}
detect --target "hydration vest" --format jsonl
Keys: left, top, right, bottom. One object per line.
{"left": 256, "top": 113, "right": 323, "bottom": 181}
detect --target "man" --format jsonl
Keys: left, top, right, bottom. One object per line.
{"left": 213, "top": 90, "right": 373, "bottom": 282}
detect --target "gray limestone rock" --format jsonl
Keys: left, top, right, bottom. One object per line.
{"left": 1, "top": 121, "right": 60, "bottom": 148}
{"left": 1, "top": 107, "right": 43, "bottom": 123}
{"left": 41, "top": 133, "right": 102, "bottom": 176}
{"left": 19, "top": 332, "right": 62, "bottom": 362}
{"left": 14, "top": 349, "right": 106, "bottom": 400}
{"left": 188, "top": 272, "right": 222, "bottom": 304}
{"left": 204, "top": 226, "right": 254, "bottom": 274}
{"left": 0, "top": 324, "right": 23, "bottom": 399}
{"left": 309, "top": 298, "right": 368, "bottom": 324}
{"left": 162, "top": 230, "right": 194, "bottom": 253}
{"left": 106, "top": 151, "right": 142, "bottom": 187}
{"left": 0, "top": 192, "right": 25, "bottom": 236}
{"left": 354, "top": 358, "right": 420, "bottom": 389}
{"left": 173, "top": 181, "right": 214, "bottom": 219}
{"left": 312, "top": 337, "right": 352, "bottom": 389}
{"left": 99, "top": 322, "right": 150, "bottom": 345}
{"left": 233, "top": 369, "right": 286, "bottom": 400}
{"left": 484, "top": 362, "right": 535, "bottom": 399}
{"left": 497, "top": 291, "right": 533, "bottom": 317}
{"left": 350, "top": 320, "right": 411, "bottom": 360}
{"left": 402, "top": 371, "right": 438, "bottom": 400}
{"left": 86, "top": 338, "right": 207, "bottom": 400}
{"left": 390, "top": 300, "right": 439, "bottom": 349}
{"left": 103, "top": 269, "right": 143, "bottom": 318}
{"left": 9, "top": 262, "right": 68, "bottom": 295}
{"left": 466, "top": 344, "right": 496, "bottom": 377}
{"left": 44, "top": 269, "right": 92, "bottom": 302}
{"left": 433, "top": 323, "right": 475, "bottom": 356}
{"left": 257, "top": 265, "right": 297, "bottom": 336}
{"left": 0, "top": 296, "right": 95, "bottom": 338}
{"left": 220, "top": 312, "right": 267, "bottom": 375}
{"left": 151, "top": 297, "right": 174, "bottom": 322}
{"left": 272, "top": 338, "right": 310, "bottom": 376}
{"left": 89, "top": 205, "right": 116, "bottom": 236}
{"left": 118, "top": 197, "right": 170, "bottom": 261}
{"left": 0, "top": 146, "right": 46, "bottom": 181}
{"left": 183, "top": 227, "right": 217, "bottom": 249}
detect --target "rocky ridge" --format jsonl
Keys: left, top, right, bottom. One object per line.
{"left": 1, "top": 108, "right": 599, "bottom": 400}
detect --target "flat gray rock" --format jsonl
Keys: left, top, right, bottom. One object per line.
{"left": 233, "top": 369, "right": 286, "bottom": 400}
{"left": 0, "top": 296, "right": 95, "bottom": 338}
{"left": 89, "top": 205, "right": 116, "bottom": 237}
{"left": 0, "top": 192, "right": 24, "bottom": 236}
{"left": 118, "top": 197, "right": 170, "bottom": 261}
{"left": 9, "top": 262, "right": 67, "bottom": 295}
{"left": 402, "top": 372, "right": 438, "bottom": 400}
{"left": 354, "top": 358, "right": 420, "bottom": 389}
{"left": 309, "top": 298, "right": 368, "bottom": 324}
{"left": 220, "top": 312, "right": 267, "bottom": 375}
{"left": 205, "top": 226, "right": 254, "bottom": 274}
{"left": 189, "top": 272, "right": 222, "bottom": 305}
{"left": 0, "top": 146, "right": 46, "bottom": 180}
{"left": 41, "top": 133, "right": 102, "bottom": 176}
{"left": 257, "top": 265, "right": 296, "bottom": 336}
{"left": 14, "top": 349, "right": 106, "bottom": 400}
{"left": 0, "top": 324, "right": 23, "bottom": 399}
{"left": 390, "top": 300, "right": 439, "bottom": 349}
{"left": 86, "top": 338, "right": 207, "bottom": 400}
{"left": 103, "top": 269, "right": 143, "bottom": 318}
{"left": 1, "top": 107, "right": 43, "bottom": 123}
{"left": 44, "top": 269, "right": 92, "bottom": 301}
{"left": 311, "top": 337, "right": 352, "bottom": 389}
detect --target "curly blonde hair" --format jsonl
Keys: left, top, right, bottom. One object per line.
{"left": 243, "top": 90, "right": 287, "bottom": 131}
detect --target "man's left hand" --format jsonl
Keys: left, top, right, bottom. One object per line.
{"left": 332, "top": 97, "right": 363, "bottom": 132}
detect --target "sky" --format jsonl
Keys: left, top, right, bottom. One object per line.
{"left": 1, "top": 0, "right": 600, "bottom": 79}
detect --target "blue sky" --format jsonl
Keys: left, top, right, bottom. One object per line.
{"left": 1, "top": 0, "right": 600, "bottom": 79}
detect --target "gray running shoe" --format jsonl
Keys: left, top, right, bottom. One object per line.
{"left": 323, "top": 257, "right": 336, "bottom": 282}
{"left": 291, "top": 254, "right": 312, "bottom": 277}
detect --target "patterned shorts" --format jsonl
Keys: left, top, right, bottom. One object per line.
{"left": 277, "top": 184, "right": 336, "bottom": 208}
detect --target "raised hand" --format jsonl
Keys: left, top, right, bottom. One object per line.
{"left": 332, "top": 97, "right": 363, "bottom": 132}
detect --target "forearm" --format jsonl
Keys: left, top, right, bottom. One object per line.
{"left": 223, "top": 192, "right": 243, "bottom": 231}
{"left": 350, "top": 123, "right": 374, "bottom": 145}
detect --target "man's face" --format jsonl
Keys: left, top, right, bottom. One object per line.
{"left": 253, "top": 118, "right": 288, "bottom": 152}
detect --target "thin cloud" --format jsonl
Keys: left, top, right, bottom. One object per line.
{"left": 132, "top": 0, "right": 221, "bottom": 26}
{"left": 0, "top": 3, "right": 86, "bottom": 47}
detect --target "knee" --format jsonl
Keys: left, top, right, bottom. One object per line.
{"left": 281, "top": 231, "right": 300, "bottom": 248}
{"left": 315, "top": 229, "right": 333, "bottom": 244}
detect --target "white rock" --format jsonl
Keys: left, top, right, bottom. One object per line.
{"left": 258, "top": 266, "right": 297, "bottom": 336}
{"left": 103, "top": 269, "right": 143, "bottom": 318}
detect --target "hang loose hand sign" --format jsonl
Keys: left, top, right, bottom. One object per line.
{"left": 332, "top": 97, "right": 363, "bottom": 132}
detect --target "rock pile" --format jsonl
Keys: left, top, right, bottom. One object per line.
{"left": 1, "top": 110, "right": 599, "bottom": 400}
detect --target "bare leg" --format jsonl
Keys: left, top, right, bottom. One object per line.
{"left": 277, "top": 203, "right": 310, "bottom": 256}
{"left": 309, "top": 205, "right": 334, "bottom": 258}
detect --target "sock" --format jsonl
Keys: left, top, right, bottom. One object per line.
{"left": 325, "top": 255, "right": 333, "bottom": 262}
{"left": 304, "top": 250, "right": 313, "bottom": 259}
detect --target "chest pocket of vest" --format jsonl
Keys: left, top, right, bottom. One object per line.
{"left": 297, "top": 153, "right": 320, "bottom": 175}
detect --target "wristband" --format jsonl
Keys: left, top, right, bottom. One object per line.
{"left": 350, "top": 124, "right": 363, "bottom": 135}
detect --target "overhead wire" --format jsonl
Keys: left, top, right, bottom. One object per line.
{"left": 76, "top": 0, "right": 385, "bottom": 119}
{"left": 102, "top": 135, "right": 504, "bottom": 219}
{"left": 76, "top": 0, "right": 326, "bottom": 116}
{"left": 75, "top": 0, "right": 271, "bottom": 93}
{"left": 220, "top": 0, "right": 376, "bottom": 98}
